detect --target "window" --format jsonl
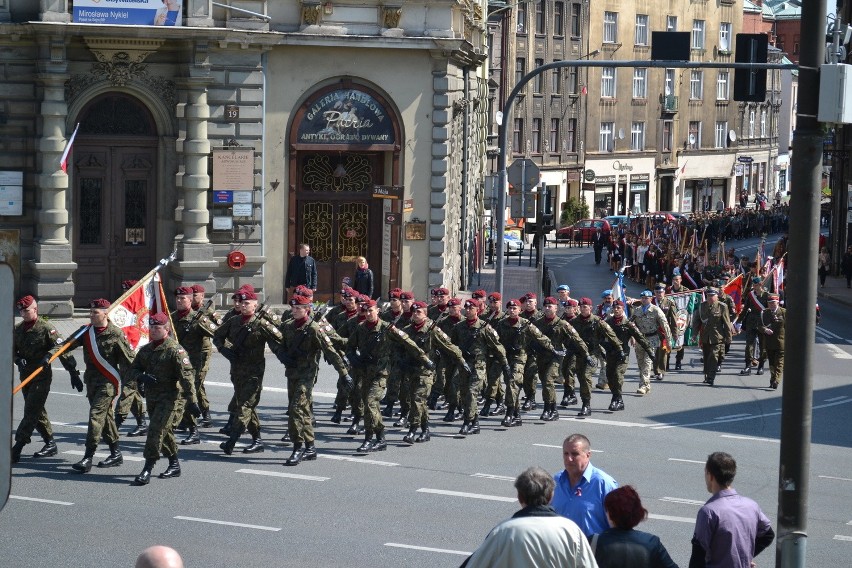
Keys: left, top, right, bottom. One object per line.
{"left": 516, "top": 57, "right": 526, "bottom": 86}
{"left": 604, "top": 12, "right": 618, "bottom": 44}
{"left": 692, "top": 20, "right": 705, "bottom": 49}
{"left": 570, "top": 3, "right": 581, "bottom": 37}
{"left": 600, "top": 121, "right": 614, "bottom": 152}
{"left": 601, "top": 68, "right": 616, "bottom": 98}
{"left": 760, "top": 109, "right": 767, "bottom": 137}
{"left": 550, "top": 119, "right": 560, "bottom": 152}
{"left": 666, "top": 16, "right": 677, "bottom": 32}
{"left": 554, "top": 2, "right": 564, "bottom": 36}
{"left": 535, "top": 2, "right": 545, "bottom": 34}
{"left": 716, "top": 71, "right": 729, "bottom": 100}
{"left": 749, "top": 109, "right": 755, "bottom": 137}
{"left": 719, "top": 22, "right": 732, "bottom": 52}
{"left": 513, "top": 118, "right": 523, "bottom": 153}
{"left": 517, "top": 5, "right": 526, "bottom": 34}
{"left": 566, "top": 66, "right": 578, "bottom": 94}
{"left": 688, "top": 121, "right": 701, "bottom": 149}
{"left": 633, "top": 68, "right": 647, "bottom": 99}
{"left": 566, "top": 118, "right": 577, "bottom": 152}
{"left": 534, "top": 58, "right": 544, "bottom": 93}
{"left": 662, "top": 120, "right": 673, "bottom": 151}
{"left": 715, "top": 121, "right": 728, "bottom": 148}
{"left": 631, "top": 122, "right": 645, "bottom": 151}
{"left": 689, "top": 70, "right": 703, "bottom": 100}
{"left": 665, "top": 68, "right": 675, "bottom": 96}
{"left": 635, "top": 14, "right": 649, "bottom": 45}
{"left": 532, "top": 118, "right": 542, "bottom": 153}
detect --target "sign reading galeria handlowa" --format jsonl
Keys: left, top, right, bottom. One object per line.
{"left": 73, "top": 0, "right": 184, "bottom": 26}
{"left": 298, "top": 89, "right": 396, "bottom": 145}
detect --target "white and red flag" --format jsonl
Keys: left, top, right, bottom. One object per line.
{"left": 59, "top": 123, "right": 80, "bottom": 174}
{"left": 108, "top": 273, "right": 169, "bottom": 351}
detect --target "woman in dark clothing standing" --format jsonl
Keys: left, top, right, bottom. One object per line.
{"left": 842, "top": 246, "right": 852, "bottom": 289}
{"left": 352, "top": 256, "right": 374, "bottom": 298}
{"left": 592, "top": 485, "right": 679, "bottom": 568}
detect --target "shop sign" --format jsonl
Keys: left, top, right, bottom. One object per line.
{"left": 612, "top": 160, "right": 634, "bottom": 172}
{"left": 73, "top": 0, "right": 184, "bottom": 26}
{"left": 737, "top": 156, "right": 753, "bottom": 163}
{"left": 298, "top": 89, "right": 395, "bottom": 145}
{"left": 630, "top": 174, "right": 650, "bottom": 182}
{"left": 595, "top": 175, "right": 617, "bottom": 184}
{"left": 212, "top": 149, "right": 254, "bottom": 191}
{"left": 373, "top": 185, "right": 403, "bottom": 199}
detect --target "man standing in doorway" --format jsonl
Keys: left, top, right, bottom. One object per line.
{"left": 285, "top": 243, "right": 318, "bottom": 299}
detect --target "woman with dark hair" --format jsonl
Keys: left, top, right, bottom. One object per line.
{"left": 592, "top": 485, "right": 679, "bottom": 568}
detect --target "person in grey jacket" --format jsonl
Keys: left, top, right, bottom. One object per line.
{"left": 285, "top": 243, "right": 318, "bottom": 298}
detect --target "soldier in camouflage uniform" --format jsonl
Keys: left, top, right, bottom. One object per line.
{"left": 519, "top": 293, "right": 542, "bottom": 410}
{"left": 127, "top": 312, "right": 198, "bottom": 485}
{"left": 400, "top": 301, "right": 468, "bottom": 444}
{"left": 70, "top": 298, "right": 136, "bottom": 474}
{"left": 436, "top": 298, "right": 464, "bottom": 420}
{"left": 759, "top": 293, "right": 785, "bottom": 390}
{"left": 714, "top": 278, "right": 737, "bottom": 371}
{"left": 451, "top": 298, "right": 509, "bottom": 434}
{"left": 480, "top": 292, "right": 507, "bottom": 417}
{"left": 191, "top": 283, "right": 219, "bottom": 426}
{"left": 329, "top": 288, "right": 361, "bottom": 425}
{"left": 171, "top": 287, "right": 217, "bottom": 445}
{"left": 12, "top": 295, "right": 82, "bottom": 463}
{"left": 631, "top": 290, "right": 673, "bottom": 395}
{"left": 570, "top": 297, "right": 622, "bottom": 416}
{"left": 427, "top": 287, "right": 450, "bottom": 321}
{"left": 735, "top": 276, "right": 769, "bottom": 376}
{"left": 691, "top": 288, "right": 733, "bottom": 386}
{"left": 380, "top": 288, "right": 408, "bottom": 420}
{"left": 533, "top": 296, "right": 589, "bottom": 421}
{"left": 651, "top": 283, "right": 679, "bottom": 376}
{"left": 275, "top": 295, "right": 351, "bottom": 465}
{"left": 559, "top": 298, "right": 580, "bottom": 407}
{"left": 115, "top": 279, "right": 148, "bottom": 438}
{"left": 605, "top": 301, "right": 654, "bottom": 411}
{"left": 494, "top": 299, "right": 547, "bottom": 427}
{"left": 217, "top": 285, "right": 251, "bottom": 437}
{"left": 346, "top": 299, "right": 432, "bottom": 453}
{"left": 213, "top": 290, "right": 283, "bottom": 455}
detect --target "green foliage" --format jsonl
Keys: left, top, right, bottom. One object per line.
{"left": 559, "top": 197, "right": 590, "bottom": 227}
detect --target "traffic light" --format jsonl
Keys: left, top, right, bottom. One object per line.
{"left": 734, "top": 34, "right": 768, "bottom": 102}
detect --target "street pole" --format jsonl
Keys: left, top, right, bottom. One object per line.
{"left": 776, "top": 1, "right": 825, "bottom": 566}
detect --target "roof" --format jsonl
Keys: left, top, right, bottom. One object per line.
{"left": 764, "top": 0, "right": 802, "bottom": 19}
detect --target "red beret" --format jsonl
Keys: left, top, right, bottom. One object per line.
{"left": 289, "top": 295, "right": 312, "bottom": 306}
{"left": 446, "top": 298, "right": 463, "bottom": 307}
{"left": 399, "top": 291, "right": 415, "bottom": 300}
{"left": 472, "top": 289, "right": 487, "bottom": 299}
{"left": 411, "top": 301, "right": 428, "bottom": 311}
{"left": 358, "top": 294, "right": 371, "bottom": 303}
{"left": 191, "top": 284, "right": 205, "bottom": 293}
{"left": 341, "top": 287, "right": 355, "bottom": 298}
{"left": 431, "top": 287, "right": 449, "bottom": 296}
{"left": 16, "top": 295, "right": 35, "bottom": 310}
{"left": 506, "top": 299, "right": 520, "bottom": 308}
{"left": 524, "top": 293, "right": 537, "bottom": 300}
{"left": 578, "top": 297, "right": 593, "bottom": 306}
{"left": 294, "top": 285, "right": 314, "bottom": 298}
{"left": 463, "top": 298, "right": 481, "bottom": 309}
{"left": 121, "top": 280, "right": 138, "bottom": 290}
{"left": 89, "top": 298, "right": 110, "bottom": 309}
{"left": 175, "top": 286, "right": 194, "bottom": 296}
{"left": 149, "top": 312, "right": 169, "bottom": 326}
{"left": 566, "top": 299, "right": 579, "bottom": 307}
{"left": 239, "top": 291, "right": 258, "bottom": 301}
{"left": 359, "top": 299, "right": 377, "bottom": 310}
{"left": 389, "top": 288, "right": 403, "bottom": 299}
{"left": 613, "top": 300, "right": 625, "bottom": 307}
{"left": 488, "top": 292, "right": 502, "bottom": 302}
{"left": 238, "top": 284, "right": 255, "bottom": 293}
{"left": 543, "top": 296, "right": 558, "bottom": 306}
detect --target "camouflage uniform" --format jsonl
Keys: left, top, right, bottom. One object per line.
{"left": 533, "top": 315, "right": 589, "bottom": 418}
{"left": 380, "top": 308, "right": 408, "bottom": 416}
{"left": 519, "top": 308, "right": 541, "bottom": 409}
{"left": 630, "top": 303, "right": 673, "bottom": 391}
{"left": 652, "top": 295, "right": 679, "bottom": 373}
{"left": 451, "top": 318, "right": 508, "bottom": 430}
{"left": 115, "top": 370, "right": 146, "bottom": 433}
{"left": 760, "top": 306, "right": 786, "bottom": 388}
{"left": 559, "top": 313, "right": 580, "bottom": 405}
{"left": 172, "top": 308, "right": 217, "bottom": 429}
{"left": 691, "top": 298, "right": 733, "bottom": 385}
{"left": 433, "top": 315, "right": 462, "bottom": 411}
{"left": 480, "top": 310, "right": 506, "bottom": 416}
{"left": 570, "top": 315, "right": 622, "bottom": 412}
{"left": 331, "top": 311, "right": 363, "bottom": 423}
{"left": 604, "top": 314, "right": 654, "bottom": 400}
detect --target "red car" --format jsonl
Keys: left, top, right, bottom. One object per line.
{"left": 555, "top": 218, "right": 611, "bottom": 242}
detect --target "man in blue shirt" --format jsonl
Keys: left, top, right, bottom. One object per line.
{"left": 551, "top": 433, "right": 618, "bottom": 536}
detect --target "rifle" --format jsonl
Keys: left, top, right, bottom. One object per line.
{"left": 183, "top": 299, "right": 214, "bottom": 335}
{"left": 276, "top": 304, "right": 330, "bottom": 366}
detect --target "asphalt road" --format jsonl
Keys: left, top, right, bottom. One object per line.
{"left": 3, "top": 234, "right": 851, "bottom": 567}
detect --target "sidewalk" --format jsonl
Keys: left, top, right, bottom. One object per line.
{"left": 468, "top": 259, "right": 542, "bottom": 302}
{"left": 818, "top": 275, "right": 852, "bottom": 308}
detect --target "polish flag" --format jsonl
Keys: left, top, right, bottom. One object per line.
{"left": 59, "top": 123, "right": 80, "bottom": 174}
{"left": 108, "top": 273, "right": 169, "bottom": 351}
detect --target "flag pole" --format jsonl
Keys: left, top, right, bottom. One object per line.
{"left": 13, "top": 248, "right": 177, "bottom": 395}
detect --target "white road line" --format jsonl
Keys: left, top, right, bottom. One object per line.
{"left": 824, "top": 343, "right": 852, "bottom": 359}
{"left": 819, "top": 475, "right": 852, "bottom": 482}
{"left": 471, "top": 473, "right": 515, "bottom": 481}
{"left": 49, "top": 391, "right": 86, "bottom": 397}
{"left": 64, "top": 450, "right": 144, "bottom": 462}
{"left": 561, "top": 417, "right": 651, "bottom": 427}
{"left": 834, "top": 535, "right": 852, "bottom": 542}
{"left": 173, "top": 516, "right": 281, "bottom": 532}
{"left": 384, "top": 543, "right": 471, "bottom": 556}
{"left": 660, "top": 497, "right": 705, "bottom": 506}
{"left": 10, "top": 495, "right": 74, "bottom": 506}
{"left": 720, "top": 434, "right": 779, "bottom": 443}
{"left": 417, "top": 488, "right": 516, "bottom": 503}
{"left": 236, "top": 468, "right": 328, "bottom": 482}
{"left": 668, "top": 458, "right": 705, "bottom": 464}
{"left": 648, "top": 513, "right": 696, "bottom": 524}
{"left": 533, "top": 444, "right": 603, "bottom": 453}
{"left": 318, "top": 454, "right": 398, "bottom": 467}
{"left": 204, "top": 381, "right": 336, "bottom": 398}
{"left": 715, "top": 413, "right": 751, "bottom": 420}
{"left": 817, "top": 327, "right": 844, "bottom": 340}
{"left": 50, "top": 421, "right": 87, "bottom": 430}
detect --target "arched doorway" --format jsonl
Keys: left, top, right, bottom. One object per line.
{"left": 72, "top": 94, "right": 158, "bottom": 305}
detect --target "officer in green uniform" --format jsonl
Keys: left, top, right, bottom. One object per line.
{"left": 604, "top": 301, "right": 654, "bottom": 411}
{"left": 217, "top": 285, "right": 251, "bottom": 437}
{"left": 534, "top": 296, "right": 589, "bottom": 420}
{"left": 275, "top": 295, "right": 351, "bottom": 465}
{"left": 570, "top": 297, "right": 622, "bottom": 416}
{"left": 191, "top": 283, "right": 220, "bottom": 426}
{"left": 213, "top": 290, "right": 283, "bottom": 455}
{"left": 171, "top": 286, "right": 217, "bottom": 445}
{"left": 399, "top": 301, "right": 467, "bottom": 444}
{"left": 652, "top": 283, "right": 679, "bottom": 376}
{"left": 691, "top": 288, "right": 733, "bottom": 386}
{"left": 451, "top": 298, "right": 509, "bottom": 434}
{"left": 436, "top": 298, "right": 465, "bottom": 421}
{"left": 70, "top": 298, "right": 135, "bottom": 473}
{"left": 480, "top": 292, "right": 506, "bottom": 417}
{"left": 128, "top": 312, "right": 198, "bottom": 485}
{"left": 519, "top": 293, "right": 542, "bottom": 410}
{"left": 714, "top": 278, "right": 737, "bottom": 370}
{"left": 736, "top": 277, "right": 769, "bottom": 376}
{"left": 115, "top": 279, "right": 149, "bottom": 438}
{"left": 346, "top": 299, "right": 432, "bottom": 453}
{"left": 559, "top": 298, "right": 580, "bottom": 407}
{"left": 12, "top": 295, "right": 81, "bottom": 463}
{"left": 759, "top": 293, "right": 785, "bottom": 389}
{"left": 380, "top": 288, "right": 407, "bottom": 420}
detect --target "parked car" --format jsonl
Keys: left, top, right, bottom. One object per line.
{"left": 504, "top": 233, "right": 525, "bottom": 255}
{"left": 555, "top": 218, "right": 611, "bottom": 242}
{"left": 639, "top": 211, "right": 688, "bottom": 222}
{"left": 605, "top": 215, "right": 629, "bottom": 230}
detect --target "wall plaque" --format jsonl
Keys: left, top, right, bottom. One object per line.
{"left": 213, "top": 149, "right": 254, "bottom": 191}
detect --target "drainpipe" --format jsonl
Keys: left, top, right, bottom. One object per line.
{"left": 460, "top": 65, "right": 471, "bottom": 290}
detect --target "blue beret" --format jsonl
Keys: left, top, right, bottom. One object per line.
{"left": 602, "top": 289, "right": 613, "bottom": 298}
{"left": 557, "top": 284, "right": 570, "bottom": 292}
{"left": 640, "top": 290, "right": 653, "bottom": 297}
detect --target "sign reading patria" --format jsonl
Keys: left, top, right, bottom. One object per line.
{"left": 298, "top": 90, "right": 395, "bottom": 145}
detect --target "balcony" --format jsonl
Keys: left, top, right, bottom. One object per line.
{"left": 661, "top": 94, "right": 678, "bottom": 114}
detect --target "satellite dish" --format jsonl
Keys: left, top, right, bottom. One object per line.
{"left": 688, "top": 133, "right": 696, "bottom": 145}
{"left": 728, "top": 129, "right": 737, "bottom": 142}
{"left": 617, "top": 128, "right": 625, "bottom": 140}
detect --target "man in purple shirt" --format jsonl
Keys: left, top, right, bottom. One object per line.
{"left": 550, "top": 433, "right": 618, "bottom": 537}
{"left": 690, "top": 452, "right": 775, "bottom": 568}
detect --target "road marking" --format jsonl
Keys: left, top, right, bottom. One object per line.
{"left": 50, "top": 421, "right": 87, "bottom": 430}
{"left": 173, "top": 516, "right": 281, "bottom": 532}
{"left": 825, "top": 396, "right": 849, "bottom": 403}
{"left": 816, "top": 327, "right": 844, "bottom": 340}
{"left": 819, "top": 475, "right": 852, "bottom": 482}
{"left": 653, "top": 397, "right": 852, "bottom": 430}
{"left": 720, "top": 434, "right": 779, "bottom": 443}
{"left": 668, "top": 458, "right": 705, "bottom": 464}
{"left": 648, "top": 513, "right": 696, "bottom": 524}
{"left": 834, "top": 535, "right": 852, "bottom": 542}
{"left": 64, "top": 450, "right": 145, "bottom": 462}
{"left": 715, "top": 413, "right": 751, "bottom": 420}
{"left": 10, "top": 495, "right": 74, "bottom": 506}
{"left": 236, "top": 468, "right": 328, "bottom": 482}
{"left": 471, "top": 473, "right": 515, "bottom": 481}
{"left": 205, "top": 381, "right": 336, "bottom": 398}
{"left": 318, "top": 454, "right": 398, "bottom": 467}
{"left": 416, "top": 488, "right": 516, "bottom": 503}
{"left": 533, "top": 444, "right": 603, "bottom": 453}
{"left": 561, "top": 417, "right": 651, "bottom": 427}
{"left": 49, "top": 391, "right": 86, "bottom": 397}
{"left": 384, "top": 543, "right": 471, "bottom": 556}
{"left": 660, "top": 497, "right": 705, "bottom": 506}
{"left": 824, "top": 343, "right": 852, "bottom": 359}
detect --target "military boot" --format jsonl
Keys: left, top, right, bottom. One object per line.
{"left": 243, "top": 437, "right": 265, "bottom": 454}
{"left": 402, "top": 427, "right": 417, "bottom": 445}
{"left": 11, "top": 441, "right": 25, "bottom": 464}
{"left": 755, "top": 363, "right": 765, "bottom": 375}
{"left": 115, "top": 414, "right": 126, "bottom": 430}
{"left": 281, "top": 432, "right": 291, "bottom": 444}
{"left": 467, "top": 418, "right": 481, "bottom": 435}
{"left": 128, "top": 415, "right": 148, "bottom": 437}
{"left": 539, "top": 403, "right": 551, "bottom": 421}
{"left": 133, "top": 458, "right": 157, "bottom": 486}
{"left": 563, "top": 388, "right": 579, "bottom": 406}
{"left": 97, "top": 442, "right": 123, "bottom": 468}
{"left": 500, "top": 407, "right": 514, "bottom": 427}
{"left": 181, "top": 427, "right": 200, "bottom": 445}
{"left": 285, "top": 443, "right": 305, "bottom": 466}
{"left": 739, "top": 366, "right": 752, "bottom": 376}
{"left": 427, "top": 393, "right": 439, "bottom": 411}
{"left": 577, "top": 402, "right": 591, "bottom": 417}
{"left": 219, "top": 431, "right": 241, "bottom": 455}
{"left": 356, "top": 436, "right": 373, "bottom": 453}
{"left": 480, "top": 399, "right": 494, "bottom": 417}
{"left": 72, "top": 449, "right": 96, "bottom": 473}
{"left": 415, "top": 426, "right": 431, "bottom": 443}
{"left": 218, "top": 414, "right": 234, "bottom": 436}
{"left": 393, "top": 415, "right": 409, "bottom": 428}
{"left": 442, "top": 405, "right": 457, "bottom": 423}
{"left": 371, "top": 432, "right": 387, "bottom": 452}
{"left": 330, "top": 406, "right": 344, "bottom": 424}
{"left": 458, "top": 420, "right": 471, "bottom": 436}
{"left": 510, "top": 408, "right": 524, "bottom": 427}
{"left": 302, "top": 443, "right": 318, "bottom": 461}
{"left": 346, "top": 416, "right": 363, "bottom": 435}
{"left": 380, "top": 400, "right": 394, "bottom": 418}
{"left": 33, "top": 438, "right": 58, "bottom": 458}
{"left": 200, "top": 411, "right": 213, "bottom": 428}
{"left": 521, "top": 396, "right": 533, "bottom": 411}
{"left": 493, "top": 397, "right": 507, "bottom": 415}
{"left": 159, "top": 455, "right": 181, "bottom": 479}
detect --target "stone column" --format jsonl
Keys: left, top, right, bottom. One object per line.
{"left": 186, "top": 0, "right": 214, "bottom": 27}
{"left": 30, "top": 37, "right": 75, "bottom": 317}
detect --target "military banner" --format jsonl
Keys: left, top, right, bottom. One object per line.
{"left": 669, "top": 290, "right": 703, "bottom": 348}
{"left": 109, "top": 273, "right": 169, "bottom": 351}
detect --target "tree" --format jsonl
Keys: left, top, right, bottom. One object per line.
{"left": 560, "top": 197, "right": 590, "bottom": 228}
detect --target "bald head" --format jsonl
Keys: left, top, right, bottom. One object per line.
{"left": 135, "top": 546, "right": 184, "bottom": 568}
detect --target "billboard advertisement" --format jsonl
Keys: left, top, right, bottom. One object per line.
{"left": 73, "top": 0, "right": 183, "bottom": 26}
